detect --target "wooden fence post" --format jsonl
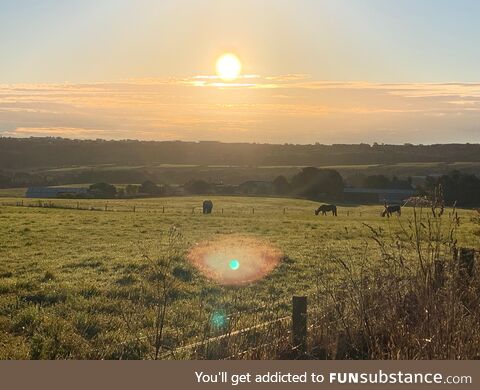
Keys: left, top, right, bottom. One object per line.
{"left": 458, "top": 247, "right": 475, "bottom": 279}
{"left": 433, "top": 259, "right": 445, "bottom": 290}
{"left": 252, "top": 208, "right": 255, "bottom": 214}
{"left": 133, "top": 205, "right": 136, "bottom": 213}
{"left": 76, "top": 201, "right": 79, "bottom": 210}
{"left": 292, "top": 296, "right": 307, "bottom": 355}
{"left": 283, "top": 208, "right": 286, "bottom": 215}
{"left": 105, "top": 203, "right": 108, "bottom": 212}
{"left": 192, "top": 207, "right": 195, "bottom": 214}
{"left": 162, "top": 206, "right": 165, "bottom": 214}
{"left": 222, "top": 208, "right": 224, "bottom": 214}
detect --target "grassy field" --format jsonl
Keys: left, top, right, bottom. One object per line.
{"left": 0, "top": 196, "right": 479, "bottom": 359}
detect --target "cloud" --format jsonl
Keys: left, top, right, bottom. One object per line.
{"left": 4, "top": 127, "right": 111, "bottom": 138}
{"left": 264, "top": 74, "right": 311, "bottom": 82}
{"left": 1, "top": 77, "right": 480, "bottom": 143}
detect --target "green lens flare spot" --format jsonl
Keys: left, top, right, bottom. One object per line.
{"left": 229, "top": 259, "right": 240, "bottom": 270}
{"left": 210, "top": 311, "right": 227, "bottom": 330}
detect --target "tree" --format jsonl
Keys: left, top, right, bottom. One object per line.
{"left": 427, "top": 170, "right": 480, "bottom": 206}
{"left": 273, "top": 175, "right": 291, "bottom": 195}
{"left": 290, "top": 167, "right": 344, "bottom": 199}
{"left": 140, "top": 180, "right": 162, "bottom": 195}
{"left": 88, "top": 182, "right": 117, "bottom": 198}
{"left": 184, "top": 179, "right": 212, "bottom": 195}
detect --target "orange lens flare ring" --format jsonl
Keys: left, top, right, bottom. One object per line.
{"left": 187, "top": 236, "right": 282, "bottom": 285}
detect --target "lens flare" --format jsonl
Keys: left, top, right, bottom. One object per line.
{"left": 229, "top": 259, "right": 240, "bottom": 270}
{"left": 187, "top": 236, "right": 282, "bottom": 285}
{"left": 210, "top": 310, "right": 228, "bottom": 330}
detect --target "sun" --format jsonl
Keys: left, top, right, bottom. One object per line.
{"left": 216, "top": 53, "right": 242, "bottom": 81}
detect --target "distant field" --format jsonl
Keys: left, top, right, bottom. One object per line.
{"left": 0, "top": 196, "right": 478, "bottom": 359}
{"left": 31, "top": 161, "right": 480, "bottom": 172}
{"left": 0, "top": 188, "right": 27, "bottom": 198}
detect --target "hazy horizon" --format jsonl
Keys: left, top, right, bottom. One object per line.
{"left": 3, "top": 135, "right": 480, "bottom": 148}
{"left": 1, "top": 0, "right": 480, "bottom": 144}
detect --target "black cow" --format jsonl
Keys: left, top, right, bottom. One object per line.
{"left": 202, "top": 200, "right": 213, "bottom": 214}
{"left": 315, "top": 204, "right": 337, "bottom": 216}
{"left": 382, "top": 203, "right": 401, "bottom": 217}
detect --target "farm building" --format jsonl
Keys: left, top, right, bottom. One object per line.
{"left": 343, "top": 187, "right": 417, "bottom": 204}
{"left": 26, "top": 187, "right": 88, "bottom": 198}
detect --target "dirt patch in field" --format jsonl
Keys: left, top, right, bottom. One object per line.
{"left": 187, "top": 235, "right": 282, "bottom": 286}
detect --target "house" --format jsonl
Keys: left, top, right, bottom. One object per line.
{"left": 343, "top": 187, "right": 417, "bottom": 204}
{"left": 26, "top": 187, "right": 88, "bottom": 198}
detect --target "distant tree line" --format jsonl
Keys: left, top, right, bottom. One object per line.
{"left": 182, "top": 167, "right": 345, "bottom": 200}
{"left": 0, "top": 171, "right": 55, "bottom": 188}
{"left": 56, "top": 168, "right": 346, "bottom": 200}
{"left": 179, "top": 168, "right": 480, "bottom": 205}
{"left": 180, "top": 169, "right": 415, "bottom": 199}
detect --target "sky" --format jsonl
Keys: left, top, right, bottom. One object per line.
{"left": 1, "top": 0, "right": 480, "bottom": 144}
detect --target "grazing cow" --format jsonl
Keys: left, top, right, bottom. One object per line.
{"left": 202, "top": 200, "right": 213, "bottom": 214}
{"left": 382, "top": 203, "right": 401, "bottom": 217}
{"left": 315, "top": 204, "right": 337, "bottom": 216}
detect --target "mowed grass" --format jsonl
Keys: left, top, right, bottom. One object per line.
{"left": 0, "top": 196, "right": 478, "bottom": 359}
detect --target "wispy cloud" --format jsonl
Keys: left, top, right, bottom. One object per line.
{"left": 5, "top": 127, "right": 109, "bottom": 137}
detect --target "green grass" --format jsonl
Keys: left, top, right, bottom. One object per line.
{"left": 0, "top": 196, "right": 478, "bottom": 359}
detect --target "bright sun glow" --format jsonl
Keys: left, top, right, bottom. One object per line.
{"left": 216, "top": 53, "right": 242, "bottom": 81}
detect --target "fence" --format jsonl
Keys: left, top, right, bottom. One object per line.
{"left": 149, "top": 290, "right": 400, "bottom": 360}
{"left": 0, "top": 200, "right": 315, "bottom": 216}
{"left": 2, "top": 199, "right": 465, "bottom": 218}
{"left": 183, "top": 295, "right": 313, "bottom": 360}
